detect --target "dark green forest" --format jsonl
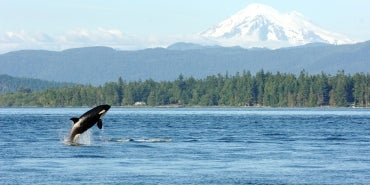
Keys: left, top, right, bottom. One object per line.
{"left": 0, "top": 70, "right": 369, "bottom": 107}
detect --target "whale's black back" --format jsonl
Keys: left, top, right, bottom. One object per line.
{"left": 80, "top": 104, "right": 111, "bottom": 118}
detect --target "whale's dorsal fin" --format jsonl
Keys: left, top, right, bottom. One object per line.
{"left": 97, "top": 119, "right": 103, "bottom": 129}
{"left": 70, "top": 117, "right": 79, "bottom": 124}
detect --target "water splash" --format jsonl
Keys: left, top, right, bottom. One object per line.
{"left": 62, "top": 129, "right": 94, "bottom": 146}
{"left": 77, "top": 129, "right": 93, "bottom": 145}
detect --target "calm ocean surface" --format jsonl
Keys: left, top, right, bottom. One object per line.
{"left": 1, "top": 107, "right": 370, "bottom": 185}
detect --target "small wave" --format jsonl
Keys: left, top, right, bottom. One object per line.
{"left": 73, "top": 154, "right": 105, "bottom": 158}
{"left": 262, "top": 132, "right": 287, "bottom": 137}
{"left": 217, "top": 137, "right": 238, "bottom": 143}
{"left": 115, "top": 138, "right": 135, "bottom": 142}
{"left": 112, "top": 138, "right": 172, "bottom": 143}
{"left": 184, "top": 139, "right": 199, "bottom": 142}
{"left": 285, "top": 164, "right": 323, "bottom": 169}
{"left": 324, "top": 136, "right": 347, "bottom": 141}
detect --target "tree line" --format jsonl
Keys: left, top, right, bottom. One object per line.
{"left": 0, "top": 70, "right": 369, "bottom": 107}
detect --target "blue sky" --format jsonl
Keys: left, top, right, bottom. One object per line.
{"left": 0, "top": 0, "right": 369, "bottom": 52}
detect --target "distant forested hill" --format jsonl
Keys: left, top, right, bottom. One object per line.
{"left": 0, "top": 71, "right": 369, "bottom": 107}
{"left": 0, "top": 41, "right": 369, "bottom": 85}
{"left": 0, "top": 74, "right": 74, "bottom": 93}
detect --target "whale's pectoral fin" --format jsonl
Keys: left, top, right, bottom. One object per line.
{"left": 97, "top": 119, "right": 103, "bottom": 129}
{"left": 70, "top": 117, "right": 79, "bottom": 124}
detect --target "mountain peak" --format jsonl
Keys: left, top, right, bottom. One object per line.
{"left": 200, "top": 3, "right": 353, "bottom": 48}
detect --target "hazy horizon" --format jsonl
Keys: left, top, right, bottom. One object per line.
{"left": 1, "top": 0, "right": 369, "bottom": 53}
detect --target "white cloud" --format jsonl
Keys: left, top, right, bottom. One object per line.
{"left": 0, "top": 28, "right": 176, "bottom": 53}
{"left": 60, "top": 28, "right": 125, "bottom": 43}
{"left": 0, "top": 28, "right": 220, "bottom": 54}
{"left": 0, "top": 31, "right": 60, "bottom": 52}
{"left": 56, "top": 28, "right": 148, "bottom": 50}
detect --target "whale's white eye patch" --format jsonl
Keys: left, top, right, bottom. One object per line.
{"left": 99, "top": 110, "right": 106, "bottom": 115}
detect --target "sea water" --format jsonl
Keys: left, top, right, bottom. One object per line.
{"left": 0, "top": 107, "right": 370, "bottom": 184}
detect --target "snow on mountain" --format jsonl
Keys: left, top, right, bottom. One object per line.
{"left": 200, "top": 3, "right": 353, "bottom": 48}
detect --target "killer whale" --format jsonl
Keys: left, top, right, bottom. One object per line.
{"left": 67, "top": 104, "right": 111, "bottom": 143}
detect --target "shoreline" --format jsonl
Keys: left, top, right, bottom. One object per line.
{"left": 0, "top": 105, "right": 368, "bottom": 109}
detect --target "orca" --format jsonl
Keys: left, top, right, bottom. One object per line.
{"left": 67, "top": 104, "right": 111, "bottom": 143}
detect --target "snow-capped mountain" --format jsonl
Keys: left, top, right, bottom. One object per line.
{"left": 200, "top": 3, "right": 353, "bottom": 48}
